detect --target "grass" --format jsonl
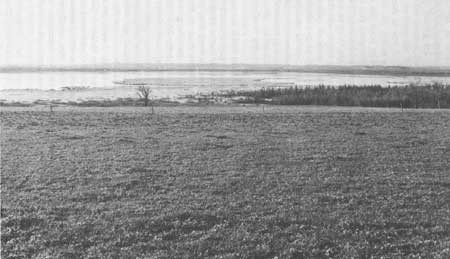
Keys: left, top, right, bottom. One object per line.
{"left": 219, "top": 84, "right": 450, "bottom": 108}
{"left": 1, "top": 106, "right": 450, "bottom": 258}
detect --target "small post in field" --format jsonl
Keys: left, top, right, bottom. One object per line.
{"left": 49, "top": 105, "right": 54, "bottom": 113}
{"left": 151, "top": 98, "right": 154, "bottom": 114}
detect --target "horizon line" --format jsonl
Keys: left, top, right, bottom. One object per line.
{"left": 1, "top": 63, "right": 450, "bottom": 69}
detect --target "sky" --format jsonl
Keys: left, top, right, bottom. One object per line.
{"left": 1, "top": 0, "right": 449, "bottom": 67}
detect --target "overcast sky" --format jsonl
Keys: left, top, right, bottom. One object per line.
{"left": 1, "top": 0, "right": 449, "bottom": 66}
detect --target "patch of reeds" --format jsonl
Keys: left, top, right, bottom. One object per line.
{"left": 221, "top": 83, "right": 450, "bottom": 108}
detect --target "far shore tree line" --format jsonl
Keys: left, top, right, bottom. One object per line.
{"left": 219, "top": 83, "right": 450, "bottom": 109}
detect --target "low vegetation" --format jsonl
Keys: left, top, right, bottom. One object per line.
{"left": 221, "top": 83, "right": 450, "bottom": 108}
{"left": 1, "top": 107, "right": 450, "bottom": 258}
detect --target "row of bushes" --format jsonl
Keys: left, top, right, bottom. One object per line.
{"left": 221, "top": 84, "right": 450, "bottom": 108}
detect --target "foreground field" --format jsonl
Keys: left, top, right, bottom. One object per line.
{"left": 1, "top": 106, "right": 450, "bottom": 258}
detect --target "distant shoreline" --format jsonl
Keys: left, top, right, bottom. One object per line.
{"left": 2, "top": 64, "right": 450, "bottom": 77}
{"left": 3, "top": 83, "right": 450, "bottom": 109}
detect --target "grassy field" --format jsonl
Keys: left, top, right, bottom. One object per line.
{"left": 1, "top": 106, "right": 450, "bottom": 258}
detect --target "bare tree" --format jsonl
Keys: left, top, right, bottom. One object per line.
{"left": 137, "top": 85, "right": 151, "bottom": 106}
{"left": 136, "top": 85, "right": 154, "bottom": 113}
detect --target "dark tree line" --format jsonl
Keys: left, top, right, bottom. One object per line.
{"left": 222, "top": 83, "right": 450, "bottom": 108}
